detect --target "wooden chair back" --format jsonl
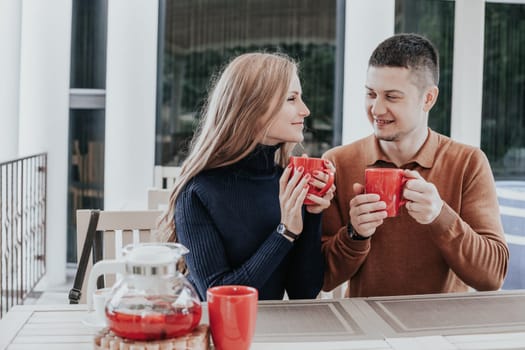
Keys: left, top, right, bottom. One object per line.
{"left": 75, "top": 209, "right": 163, "bottom": 303}
{"left": 147, "top": 188, "right": 171, "bottom": 210}
{"left": 154, "top": 165, "right": 182, "bottom": 189}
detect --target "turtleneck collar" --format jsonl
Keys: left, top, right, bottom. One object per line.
{"left": 232, "top": 144, "right": 281, "bottom": 176}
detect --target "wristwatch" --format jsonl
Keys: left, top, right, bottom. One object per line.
{"left": 277, "top": 223, "right": 299, "bottom": 242}
{"left": 347, "top": 224, "right": 369, "bottom": 241}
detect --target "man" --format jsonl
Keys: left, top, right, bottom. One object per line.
{"left": 322, "top": 33, "right": 509, "bottom": 297}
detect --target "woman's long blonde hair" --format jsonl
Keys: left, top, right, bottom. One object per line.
{"left": 159, "top": 52, "right": 299, "bottom": 243}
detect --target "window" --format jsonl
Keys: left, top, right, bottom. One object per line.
{"left": 483, "top": 2, "right": 525, "bottom": 290}
{"left": 67, "top": 0, "right": 107, "bottom": 262}
{"left": 482, "top": 2, "right": 525, "bottom": 180}
{"left": 156, "top": 0, "right": 340, "bottom": 165}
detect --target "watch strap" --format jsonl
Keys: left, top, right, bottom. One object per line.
{"left": 282, "top": 229, "right": 299, "bottom": 241}
{"left": 278, "top": 223, "right": 299, "bottom": 242}
{"left": 347, "top": 224, "right": 369, "bottom": 241}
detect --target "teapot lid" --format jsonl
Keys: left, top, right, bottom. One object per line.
{"left": 122, "top": 243, "right": 188, "bottom": 273}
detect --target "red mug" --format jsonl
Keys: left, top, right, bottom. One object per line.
{"left": 365, "top": 168, "right": 408, "bottom": 217}
{"left": 207, "top": 285, "right": 258, "bottom": 350}
{"left": 289, "top": 156, "right": 335, "bottom": 205}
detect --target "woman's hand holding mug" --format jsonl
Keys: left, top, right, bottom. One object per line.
{"left": 279, "top": 162, "right": 310, "bottom": 235}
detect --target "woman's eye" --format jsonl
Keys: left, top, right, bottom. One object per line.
{"left": 287, "top": 96, "right": 296, "bottom": 101}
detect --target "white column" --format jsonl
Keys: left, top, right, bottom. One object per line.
{"left": 451, "top": 0, "right": 485, "bottom": 147}
{"left": 343, "top": 0, "right": 395, "bottom": 144}
{"left": 0, "top": 0, "right": 21, "bottom": 162}
{"left": 105, "top": 0, "right": 158, "bottom": 210}
{"left": 18, "top": 0, "right": 72, "bottom": 286}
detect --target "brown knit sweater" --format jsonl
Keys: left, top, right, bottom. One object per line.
{"left": 321, "top": 129, "right": 509, "bottom": 297}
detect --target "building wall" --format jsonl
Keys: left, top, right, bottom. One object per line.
{"left": 0, "top": 0, "right": 21, "bottom": 162}
{"left": 18, "top": 0, "right": 73, "bottom": 286}
{"left": 343, "top": 0, "right": 395, "bottom": 144}
{"left": 104, "top": 0, "right": 158, "bottom": 210}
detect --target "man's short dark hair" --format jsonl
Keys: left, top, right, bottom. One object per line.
{"left": 369, "top": 33, "right": 439, "bottom": 88}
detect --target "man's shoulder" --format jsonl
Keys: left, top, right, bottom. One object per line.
{"left": 435, "top": 132, "right": 485, "bottom": 158}
{"left": 432, "top": 132, "right": 490, "bottom": 173}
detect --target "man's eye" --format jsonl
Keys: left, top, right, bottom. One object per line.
{"left": 367, "top": 92, "right": 376, "bottom": 97}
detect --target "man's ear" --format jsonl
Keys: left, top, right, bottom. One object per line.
{"left": 423, "top": 85, "right": 439, "bottom": 112}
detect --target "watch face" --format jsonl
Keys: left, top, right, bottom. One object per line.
{"left": 277, "top": 223, "right": 285, "bottom": 234}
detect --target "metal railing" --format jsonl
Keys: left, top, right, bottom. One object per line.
{"left": 1, "top": 153, "right": 47, "bottom": 318}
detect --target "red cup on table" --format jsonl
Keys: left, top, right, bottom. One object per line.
{"left": 289, "top": 156, "right": 335, "bottom": 205}
{"left": 207, "top": 285, "right": 258, "bottom": 350}
{"left": 365, "top": 168, "right": 408, "bottom": 217}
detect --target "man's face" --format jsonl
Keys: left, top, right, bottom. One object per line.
{"left": 365, "top": 66, "right": 431, "bottom": 143}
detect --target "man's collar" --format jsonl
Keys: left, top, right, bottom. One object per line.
{"left": 366, "top": 128, "right": 438, "bottom": 168}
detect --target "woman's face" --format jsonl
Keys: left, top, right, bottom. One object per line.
{"left": 261, "top": 73, "right": 310, "bottom": 145}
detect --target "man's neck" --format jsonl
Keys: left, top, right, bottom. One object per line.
{"left": 378, "top": 128, "right": 429, "bottom": 167}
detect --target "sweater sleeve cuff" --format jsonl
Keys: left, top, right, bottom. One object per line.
{"left": 428, "top": 202, "right": 460, "bottom": 242}
{"left": 339, "top": 225, "right": 370, "bottom": 250}
{"left": 305, "top": 211, "right": 321, "bottom": 225}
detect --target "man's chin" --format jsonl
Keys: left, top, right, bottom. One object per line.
{"left": 374, "top": 131, "right": 398, "bottom": 142}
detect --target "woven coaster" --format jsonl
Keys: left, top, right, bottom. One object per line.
{"left": 93, "top": 324, "right": 210, "bottom": 350}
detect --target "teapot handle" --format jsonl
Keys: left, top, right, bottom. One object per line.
{"left": 86, "top": 260, "right": 125, "bottom": 310}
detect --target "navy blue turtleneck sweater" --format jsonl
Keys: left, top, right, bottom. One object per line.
{"left": 175, "top": 144, "right": 324, "bottom": 301}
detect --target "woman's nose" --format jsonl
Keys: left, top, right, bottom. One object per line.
{"left": 300, "top": 101, "right": 310, "bottom": 117}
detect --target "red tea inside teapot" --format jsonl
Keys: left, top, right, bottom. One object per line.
{"left": 106, "top": 296, "right": 202, "bottom": 340}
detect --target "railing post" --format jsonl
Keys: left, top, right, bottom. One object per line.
{"left": 0, "top": 153, "right": 47, "bottom": 318}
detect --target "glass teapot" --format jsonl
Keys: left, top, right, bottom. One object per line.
{"left": 86, "top": 243, "right": 201, "bottom": 341}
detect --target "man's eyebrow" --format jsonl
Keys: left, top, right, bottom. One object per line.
{"left": 384, "top": 89, "right": 404, "bottom": 95}
{"left": 365, "top": 86, "right": 404, "bottom": 95}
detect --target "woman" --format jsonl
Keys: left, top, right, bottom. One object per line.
{"left": 162, "top": 52, "right": 334, "bottom": 300}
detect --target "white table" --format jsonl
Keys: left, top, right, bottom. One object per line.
{"left": 1, "top": 290, "right": 525, "bottom": 350}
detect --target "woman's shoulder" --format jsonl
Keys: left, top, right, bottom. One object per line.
{"left": 181, "top": 170, "right": 218, "bottom": 194}
{"left": 180, "top": 168, "right": 236, "bottom": 199}
{"left": 176, "top": 173, "right": 215, "bottom": 212}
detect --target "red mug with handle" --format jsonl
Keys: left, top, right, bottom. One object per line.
{"left": 289, "top": 156, "right": 335, "bottom": 205}
{"left": 365, "top": 168, "right": 408, "bottom": 217}
{"left": 207, "top": 285, "right": 258, "bottom": 350}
